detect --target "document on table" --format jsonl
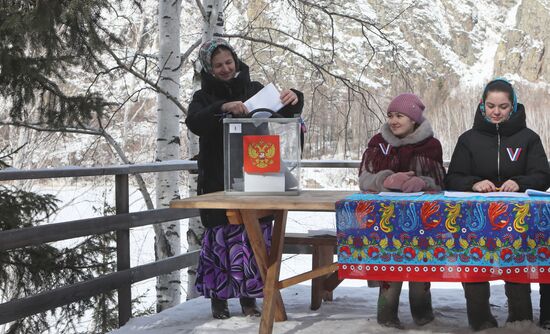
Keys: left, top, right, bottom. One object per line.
{"left": 378, "top": 192, "right": 424, "bottom": 197}
{"left": 444, "top": 191, "right": 528, "bottom": 198}
{"left": 308, "top": 229, "right": 336, "bottom": 237}
{"left": 243, "top": 83, "right": 284, "bottom": 113}
{"left": 525, "top": 189, "right": 550, "bottom": 197}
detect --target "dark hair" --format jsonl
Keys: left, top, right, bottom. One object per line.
{"left": 482, "top": 80, "right": 514, "bottom": 103}
{"left": 211, "top": 45, "right": 239, "bottom": 68}
{"left": 211, "top": 45, "right": 233, "bottom": 58}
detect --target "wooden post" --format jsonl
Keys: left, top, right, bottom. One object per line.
{"left": 116, "top": 174, "right": 131, "bottom": 326}
{"left": 310, "top": 244, "right": 335, "bottom": 310}
{"left": 259, "top": 210, "right": 288, "bottom": 334}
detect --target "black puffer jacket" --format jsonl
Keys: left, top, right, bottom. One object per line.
{"left": 445, "top": 103, "right": 550, "bottom": 191}
{"left": 185, "top": 61, "right": 304, "bottom": 228}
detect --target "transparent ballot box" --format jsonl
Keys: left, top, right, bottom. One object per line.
{"left": 223, "top": 117, "right": 301, "bottom": 195}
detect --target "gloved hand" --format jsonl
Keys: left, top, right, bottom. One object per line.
{"left": 401, "top": 176, "right": 427, "bottom": 193}
{"left": 383, "top": 171, "right": 414, "bottom": 190}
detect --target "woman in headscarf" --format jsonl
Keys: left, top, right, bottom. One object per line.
{"left": 185, "top": 38, "right": 304, "bottom": 319}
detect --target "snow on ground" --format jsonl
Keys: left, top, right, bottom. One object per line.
{"left": 109, "top": 210, "right": 546, "bottom": 334}
{"left": 109, "top": 282, "right": 546, "bottom": 334}
{"left": 40, "top": 181, "right": 548, "bottom": 333}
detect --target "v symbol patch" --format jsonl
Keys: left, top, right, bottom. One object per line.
{"left": 379, "top": 143, "right": 391, "bottom": 156}
{"left": 506, "top": 148, "right": 522, "bottom": 162}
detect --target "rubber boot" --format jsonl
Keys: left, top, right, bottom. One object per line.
{"left": 377, "top": 281, "right": 404, "bottom": 329}
{"left": 505, "top": 282, "right": 532, "bottom": 323}
{"left": 409, "top": 281, "right": 435, "bottom": 326}
{"left": 211, "top": 297, "right": 230, "bottom": 319}
{"left": 463, "top": 282, "right": 498, "bottom": 331}
{"left": 540, "top": 284, "right": 550, "bottom": 329}
{"left": 240, "top": 297, "right": 261, "bottom": 317}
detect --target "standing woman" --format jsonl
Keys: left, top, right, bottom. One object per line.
{"left": 359, "top": 93, "right": 445, "bottom": 328}
{"left": 445, "top": 78, "right": 550, "bottom": 331}
{"left": 185, "top": 38, "right": 304, "bottom": 319}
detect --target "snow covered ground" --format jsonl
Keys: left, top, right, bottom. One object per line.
{"left": 109, "top": 282, "right": 546, "bottom": 334}
{"left": 109, "top": 208, "right": 545, "bottom": 334}
{"left": 40, "top": 180, "right": 548, "bottom": 334}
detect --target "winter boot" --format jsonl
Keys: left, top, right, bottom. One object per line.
{"left": 540, "top": 284, "right": 550, "bottom": 329}
{"left": 505, "top": 282, "right": 532, "bottom": 323}
{"left": 211, "top": 297, "right": 230, "bottom": 319}
{"left": 409, "top": 281, "right": 435, "bottom": 326}
{"left": 240, "top": 297, "right": 261, "bottom": 317}
{"left": 463, "top": 282, "right": 498, "bottom": 331}
{"left": 377, "top": 281, "right": 404, "bottom": 329}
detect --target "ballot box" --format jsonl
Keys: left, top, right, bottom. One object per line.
{"left": 223, "top": 117, "right": 301, "bottom": 195}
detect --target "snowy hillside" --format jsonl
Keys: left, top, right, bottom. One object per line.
{"left": 4, "top": 0, "right": 550, "bottom": 169}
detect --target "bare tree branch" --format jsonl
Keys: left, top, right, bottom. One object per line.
{"left": 195, "top": 0, "right": 207, "bottom": 21}
{"left": 2, "top": 120, "right": 155, "bottom": 210}
{"left": 104, "top": 47, "right": 189, "bottom": 115}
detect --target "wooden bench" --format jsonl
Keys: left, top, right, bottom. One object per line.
{"left": 283, "top": 233, "right": 342, "bottom": 310}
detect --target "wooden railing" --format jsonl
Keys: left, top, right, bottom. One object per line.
{"left": 0, "top": 159, "right": 360, "bottom": 329}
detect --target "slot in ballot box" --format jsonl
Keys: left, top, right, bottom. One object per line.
{"left": 223, "top": 116, "right": 301, "bottom": 195}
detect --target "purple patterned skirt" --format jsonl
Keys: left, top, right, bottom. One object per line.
{"left": 195, "top": 222, "right": 272, "bottom": 299}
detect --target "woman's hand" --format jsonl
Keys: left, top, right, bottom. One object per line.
{"left": 500, "top": 179, "right": 520, "bottom": 192}
{"left": 383, "top": 171, "right": 414, "bottom": 190}
{"left": 472, "top": 180, "right": 497, "bottom": 192}
{"left": 401, "top": 176, "right": 427, "bottom": 193}
{"left": 280, "top": 89, "right": 298, "bottom": 106}
{"left": 221, "top": 101, "right": 248, "bottom": 116}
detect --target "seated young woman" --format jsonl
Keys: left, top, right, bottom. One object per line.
{"left": 358, "top": 93, "right": 445, "bottom": 328}
{"left": 446, "top": 78, "right": 550, "bottom": 331}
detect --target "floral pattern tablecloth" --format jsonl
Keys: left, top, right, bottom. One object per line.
{"left": 336, "top": 193, "right": 550, "bottom": 283}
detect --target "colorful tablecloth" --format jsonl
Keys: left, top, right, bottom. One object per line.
{"left": 336, "top": 193, "right": 550, "bottom": 283}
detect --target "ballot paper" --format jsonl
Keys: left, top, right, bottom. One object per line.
{"left": 307, "top": 229, "right": 336, "bottom": 237}
{"left": 244, "top": 83, "right": 284, "bottom": 113}
{"left": 243, "top": 171, "right": 285, "bottom": 192}
{"left": 525, "top": 189, "right": 550, "bottom": 197}
{"left": 378, "top": 192, "right": 424, "bottom": 196}
{"left": 443, "top": 191, "right": 528, "bottom": 198}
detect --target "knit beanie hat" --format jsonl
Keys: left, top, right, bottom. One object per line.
{"left": 198, "top": 37, "right": 239, "bottom": 74}
{"left": 387, "top": 93, "right": 425, "bottom": 123}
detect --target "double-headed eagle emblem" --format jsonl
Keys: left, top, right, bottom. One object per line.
{"left": 247, "top": 140, "right": 277, "bottom": 169}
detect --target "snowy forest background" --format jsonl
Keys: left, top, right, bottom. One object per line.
{"left": 5, "top": 0, "right": 550, "bottom": 168}
{"left": 2, "top": 0, "right": 550, "bottom": 333}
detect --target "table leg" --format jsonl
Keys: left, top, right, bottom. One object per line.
{"left": 260, "top": 209, "right": 288, "bottom": 334}
{"left": 239, "top": 210, "right": 287, "bottom": 333}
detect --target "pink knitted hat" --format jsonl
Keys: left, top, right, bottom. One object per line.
{"left": 387, "top": 93, "right": 425, "bottom": 123}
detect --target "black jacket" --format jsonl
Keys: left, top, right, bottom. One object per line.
{"left": 185, "top": 62, "right": 304, "bottom": 227}
{"left": 445, "top": 103, "right": 550, "bottom": 191}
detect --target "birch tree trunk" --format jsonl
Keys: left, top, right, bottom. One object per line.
{"left": 185, "top": 0, "right": 224, "bottom": 300}
{"left": 155, "top": 0, "right": 182, "bottom": 311}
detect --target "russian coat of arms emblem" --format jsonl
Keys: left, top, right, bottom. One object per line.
{"left": 243, "top": 135, "right": 280, "bottom": 173}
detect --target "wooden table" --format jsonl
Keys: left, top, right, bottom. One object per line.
{"left": 170, "top": 190, "right": 355, "bottom": 334}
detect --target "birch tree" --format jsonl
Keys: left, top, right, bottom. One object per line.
{"left": 185, "top": 0, "right": 225, "bottom": 300}
{"left": 155, "top": 0, "right": 183, "bottom": 311}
